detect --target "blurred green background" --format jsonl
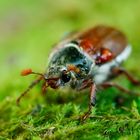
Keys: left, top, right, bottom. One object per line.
{"left": 0, "top": 0, "right": 140, "bottom": 139}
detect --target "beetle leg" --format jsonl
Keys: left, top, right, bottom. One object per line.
{"left": 99, "top": 82, "right": 140, "bottom": 96}
{"left": 16, "top": 76, "right": 43, "bottom": 105}
{"left": 81, "top": 83, "right": 96, "bottom": 122}
{"left": 90, "top": 84, "right": 97, "bottom": 106}
{"left": 42, "top": 82, "right": 48, "bottom": 95}
{"left": 77, "top": 79, "right": 93, "bottom": 91}
{"left": 112, "top": 67, "right": 140, "bottom": 86}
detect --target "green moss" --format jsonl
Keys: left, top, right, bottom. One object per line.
{"left": 0, "top": 0, "right": 140, "bottom": 139}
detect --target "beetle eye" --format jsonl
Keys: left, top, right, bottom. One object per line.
{"left": 61, "top": 71, "right": 71, "bottom": 83}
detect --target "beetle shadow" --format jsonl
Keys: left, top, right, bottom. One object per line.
{"left": 95, "top": 87, "right": 139, "bottom": 113}
{"left": 43, "top": 89, "right": 89, "bottom": 108}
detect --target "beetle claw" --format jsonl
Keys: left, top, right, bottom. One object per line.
{"left": 79, "top": 110, "right": 92, "bottom": 123}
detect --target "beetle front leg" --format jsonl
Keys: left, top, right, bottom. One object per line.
{"left": 81, "top": 83, "right": 96, "bottom": 121}
{"left": 90, "top": 84, "right": 96, "bottom": 106}
{"left": 112, "top": 67, "right": 140, "bottom": 86}
{"left": 42, "top": 82, "right": 48, "bottom": 95}
{"left": 17, "top": 76, "right": 43, "bottom": 105}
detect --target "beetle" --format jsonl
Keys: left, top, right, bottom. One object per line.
{"left": 17, "top": 25, "right": 140, "bottom": 121}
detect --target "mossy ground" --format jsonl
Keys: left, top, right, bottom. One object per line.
{"left": 0, "top": 0, "right": 140, "bottom": 139}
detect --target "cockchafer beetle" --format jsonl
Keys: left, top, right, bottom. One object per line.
{"left": 17, "top": 25, "right": 140, "bottom": 121}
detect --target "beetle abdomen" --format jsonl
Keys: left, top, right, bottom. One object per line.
{"left": 94, "top": 45, "right": 132, "bottom": 84}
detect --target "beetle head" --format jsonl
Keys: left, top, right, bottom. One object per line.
{"left": 20, "top": 65, "right": 73, "bottom": 90}
{"left": 44, "top": 65, "right": 72, "bottom": 89}
{"left": 17, "top": 67, "right": 73, "bottom": 105}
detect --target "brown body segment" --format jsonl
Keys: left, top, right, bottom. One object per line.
{"left": 78, "top": 26, "right": 128, "bottom": 59}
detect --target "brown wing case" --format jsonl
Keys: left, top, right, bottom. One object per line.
{"left": 78, "top": 25, "right": 128, "bottom": 58}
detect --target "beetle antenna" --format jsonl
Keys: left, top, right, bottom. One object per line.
{"left": 17, "top": 69, "right": 45, "bottom": 105}
{"left": 21, "top": 68, "right": 44, "bottom": 77}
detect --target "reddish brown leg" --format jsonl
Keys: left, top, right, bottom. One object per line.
{"left": 100, "top": 82, "right": 140, "bottom": 96}
{"left": 77, "top": 79, "right": 93, "bottom": 91}
{"left": 16, "top": 76, "right": 43, "bottom": 105}
{"left": 42, "top": 82, "right": 48, "bottom": 95}
{"left": 81, "top": 83, "right": 96, "bottom": 122}
{"left": 112, "top": 67, "right": 140, "bottom": 86}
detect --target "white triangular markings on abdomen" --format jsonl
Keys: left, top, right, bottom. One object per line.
{"left": 94, "top": 45, "right": 132, "bottom": 85}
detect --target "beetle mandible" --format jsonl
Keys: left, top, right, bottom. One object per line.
{"left": 17, "top": 25, "right": 140, "bottom": 121}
